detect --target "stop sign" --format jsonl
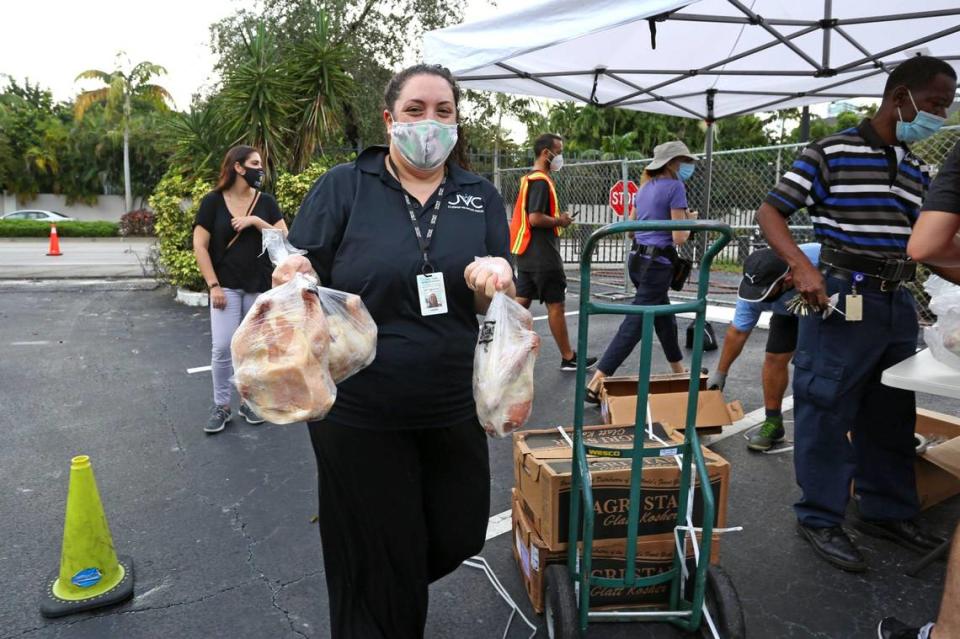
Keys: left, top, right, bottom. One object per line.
{"left": 609, "top": 180, "right": 639, "bottom": 216}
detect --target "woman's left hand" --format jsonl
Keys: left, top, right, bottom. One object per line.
{"left": 231, "top": 216, "right": 262, "bottom": 232}
{"left": 465, "top": 257, "right": 514, "bottom": 299}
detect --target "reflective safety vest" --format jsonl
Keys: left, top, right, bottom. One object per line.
{"left": 509, "top": 170, "right": 560, "bottom": 256}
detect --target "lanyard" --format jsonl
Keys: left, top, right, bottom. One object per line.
{"left": 389, "top": 156, "right": 447, "bottom": 275}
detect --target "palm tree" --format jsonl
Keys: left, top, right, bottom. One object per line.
{"left": 75, "top": 58, "right": 173, "bottom": 211}
{"left": 287, "top": 9, "right": 354, "bottom": 171}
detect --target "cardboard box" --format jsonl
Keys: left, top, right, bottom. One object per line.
{"left": 599, "top": 374, "right": 743, "bottom": 432}
{"left": 512, "top": 492, "right": 717, "bottom": 614}
{"left": 915, "top": 408, "right": 960, "bottom": 510}
{"left": 513, "top": 424, "right": 729, "bottom": 550}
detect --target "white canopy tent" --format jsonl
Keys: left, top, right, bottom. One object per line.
{"left": 424, "top": 0, "right": 960, "bottom": 215}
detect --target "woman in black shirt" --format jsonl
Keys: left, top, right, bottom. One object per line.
{"left": 282, "top": 65, "right": 514, "bottom": 638}
{"left": 193, "top": 145, "right": 286, "bottom": 434}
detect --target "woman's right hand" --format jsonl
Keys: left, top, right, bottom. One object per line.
{"left": 210, "top": 287, "right": 227, "bottom": 310}
{"left": 272, "top": 255, "right": 317, "bottom": 287}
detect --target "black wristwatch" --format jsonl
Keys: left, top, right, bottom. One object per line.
{"left": 208, "top": 283, "right": 220, "bottom": 290}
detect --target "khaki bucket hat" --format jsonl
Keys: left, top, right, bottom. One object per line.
{"left": 646, "top": 140, "right": 695, "bottom": 171}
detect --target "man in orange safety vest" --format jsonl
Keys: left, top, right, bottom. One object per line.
{"left": 510, "top": 133, "right": 596, "bottom": 371}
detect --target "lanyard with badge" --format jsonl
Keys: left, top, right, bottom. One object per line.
{"left": 390, "top": 156, "right": 449, "bottom": 317}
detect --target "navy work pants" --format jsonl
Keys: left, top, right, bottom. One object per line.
{"left": 793, "top": 275, "right": 919, "bottom": 528}
{"left": 598, "top": 258, "right": 682, "bottom": 374}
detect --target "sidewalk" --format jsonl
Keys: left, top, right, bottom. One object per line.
{"left": 0, "top": 237, "right": 156, "bottom": 278}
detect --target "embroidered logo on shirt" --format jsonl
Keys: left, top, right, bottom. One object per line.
{"left": 447, "top": 194, "right": 484, "bottom": 212}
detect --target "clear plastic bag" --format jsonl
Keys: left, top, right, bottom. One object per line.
{"left": 473, "top": 292, "right": 540, "bottom": 438}
{"left": 923, "top": 274, "right": 960, "bottom": 370}
{"left": 231, "top": 272, "right": 337, "bottom": 424}
{"left": 262, "top": 229, "right": 377, "bottom": 383}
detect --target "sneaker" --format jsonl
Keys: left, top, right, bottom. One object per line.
{"left": 238, "top": 402, "right": 266, "bottom": 425}
{"left": 877, "top": 617, "right": 934, "bottom": 639}
{"left": 747, "top": 418, "right": 785, "bottom": 451}
{"left": 560, "top": 352, "right": 598, "bottom": 371}
{"left": 205, "top": 405, "right": 232, "bottom": 434}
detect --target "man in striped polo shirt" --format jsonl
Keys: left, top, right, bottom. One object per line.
{"left": 756, "top": 55, "right": 957, "bottom": 573}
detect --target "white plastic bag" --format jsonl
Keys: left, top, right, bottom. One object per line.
{"left": 262, "top": 229, "right": 377, "bottom": 383}
{"left": 923, "top": 274, "right": 960, "bottom": 370}
{"left": 231, "top": 272, "right": 337, "bottom": 424}
{"left": 473, "top": 292, "right": 540, "bottom": 438}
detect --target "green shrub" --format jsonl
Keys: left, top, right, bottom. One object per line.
{"left": 274, "top": 155, "right": 350, "bottom": 219}
{"left": 149, "top": 173, "right": 211, "bottom": 291}
{"left": 0, "top": 220, "right": 118, "bottom": 237}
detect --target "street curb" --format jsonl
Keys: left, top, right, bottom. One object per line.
{"left": 0, "top": 278, "right": 162, "bottom": 291}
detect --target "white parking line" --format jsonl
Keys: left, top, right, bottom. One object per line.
{"left": 11, "top": 341, "right": 50, "bottom": 346}
{"left": 187, "top": 365, "right": 212, "bottom": 374}
{"left": 485, "top": 508, "right": 513, "bottom": 541}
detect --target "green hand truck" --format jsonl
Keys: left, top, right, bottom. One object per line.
{"left": 543, "top": 220, "right": 745, "bottom": 638}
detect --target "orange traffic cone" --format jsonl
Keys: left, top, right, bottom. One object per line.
{"left": 47, "top": 224, "right": 62, "bottom": 256}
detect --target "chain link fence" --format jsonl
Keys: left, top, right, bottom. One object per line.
{"left": 496, "top": 125, "right": 960, "bottom": 322}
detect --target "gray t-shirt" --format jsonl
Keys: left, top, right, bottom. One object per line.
{"left": 516, "top": 180, "right": 562, "bottom": 273}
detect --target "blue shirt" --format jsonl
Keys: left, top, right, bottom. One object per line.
{"left": 633, "top": 177, "right": 688, "bottom": 262}
{"left": 731, "top": 243, "right": 821, "bottom": 331}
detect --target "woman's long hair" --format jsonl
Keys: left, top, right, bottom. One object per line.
{"left": 383, "top": 64, "right": 470, "bottom": 170}
{"left": 215, "top": 145, "right": 259, "bottom": 192}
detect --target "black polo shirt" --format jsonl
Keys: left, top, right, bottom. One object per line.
{"left": 288, "top": 146, "right": 511, "bottom": 431}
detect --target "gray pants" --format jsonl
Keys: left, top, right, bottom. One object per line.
{"left": 210, "top": 288, "right": 260, "bottom": 406}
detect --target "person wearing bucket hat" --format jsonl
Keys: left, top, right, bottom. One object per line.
{"left": 585, "top": 140, "right": 700, "bottom": 402}
{"left": 708, "top": 243, "right": 820, "bottom": 451}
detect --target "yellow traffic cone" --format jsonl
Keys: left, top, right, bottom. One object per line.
{"left": 40, "top": 455, "right": 135, "bottom": 618}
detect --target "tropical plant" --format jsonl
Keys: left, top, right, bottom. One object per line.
{"left": 218, "top": 23, "right": 293, "bottom": 175}
{"left": 149, "top": 173, "right": 210, "bottom": 291}
{"left": 287, "top": 10, "right": 355, "bottom": 171}
{"left": 274, "top": 155, "right": 345, "bottom": 218}
{"left": 74, "top": 57, "right": 174, "bottom": 211}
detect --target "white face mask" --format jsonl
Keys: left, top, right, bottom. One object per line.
{"left": 390, "top": 118, "right": 459, "bottom": 171}
{"left": 549, "top": 152, "right": 564, "bottom": 172}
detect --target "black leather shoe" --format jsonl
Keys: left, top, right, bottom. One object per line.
{"left": 853, "top": 518, "right": 946, "bottom": 554}
{"left": 796, "top": 523, "right": 866, "bottom": 572}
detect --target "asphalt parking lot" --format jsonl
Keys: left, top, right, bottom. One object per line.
{"left": 2, "top": 282, "right": 958, "bottom": 638}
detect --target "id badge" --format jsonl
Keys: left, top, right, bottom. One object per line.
{"left": 845, "top": 294, "right": 863, "bottom": 322}
{"left": 417, "top": 272, "right": 448, "bottom": 316}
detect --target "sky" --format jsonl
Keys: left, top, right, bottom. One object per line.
{"left": 0, "top": 0, "right": 512, "bottom": 110}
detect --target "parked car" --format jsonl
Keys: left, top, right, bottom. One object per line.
{"left": 0, "top": 210, "right": 76, "bottom": 222}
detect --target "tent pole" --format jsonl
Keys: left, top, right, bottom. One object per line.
{"left": 702, "top": 89, "right": 716, "bottom": 270}
{"left": 703, "top": 90, "right": 716, "bottom": 222}
{"left": 622, "top": 157, "right": 631, "bottom": 295}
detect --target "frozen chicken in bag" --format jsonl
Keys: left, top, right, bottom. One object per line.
{"left": 262, "top": 228, "right": 377, "bottom": 383}
{"left": 231, "top": 272, "right": 337, "bottom": 424}
{"left": 473, "top": 292, "right": 540, "bottom": 437}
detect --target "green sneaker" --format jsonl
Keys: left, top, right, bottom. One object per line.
{"left": 747, "top": 418, "right": 785, "bottom": 451}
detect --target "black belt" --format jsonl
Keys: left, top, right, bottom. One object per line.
{"left": 820, "top": 247, "right": 916, "bottom": 282}
{"left": 635, "top": 244, "right": 675, "bottom": 260}
{"left": 820, "top": 266, "right": 906, "bottom": 292}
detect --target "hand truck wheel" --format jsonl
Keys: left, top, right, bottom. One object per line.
{"left": 544, "top": 564, "right": 581, "bottom": 639}
{"left": 698, "top": 565, "right": 746, "bottom": 639}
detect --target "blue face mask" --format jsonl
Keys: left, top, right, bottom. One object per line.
{"left": 677, "top": 163, "right": 695, "bottom": 182}
{"left": 896, "top": 89, "right": 945, "bottom": 143}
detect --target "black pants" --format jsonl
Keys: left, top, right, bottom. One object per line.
{"left": 308, "top": 419, "right": 490, "bottom": 639}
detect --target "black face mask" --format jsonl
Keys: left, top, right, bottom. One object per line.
{"left": 240, "top": 166, "right": 264, "bottom": 190}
